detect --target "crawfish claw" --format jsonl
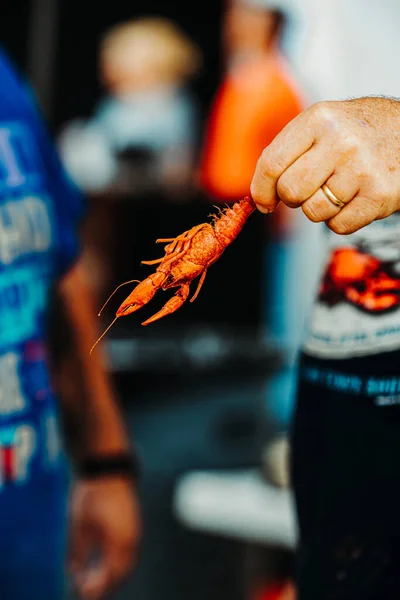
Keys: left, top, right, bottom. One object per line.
{"left": 116, "top": 272, "right": 167, "bottom": 317}
{"left": 142, "top": 284, "right": 190, "bottom": 326}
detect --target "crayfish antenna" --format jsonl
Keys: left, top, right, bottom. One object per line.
{"left": 89, "top": 316, "right": 119, "bottom": 355}
{"left": 98, "top": 280, "right": 141, "bottom": 316}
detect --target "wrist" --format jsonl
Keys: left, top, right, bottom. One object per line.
{"left": 80, "top": 404, "right": 131, "bottom": 456}
{"left": 75, "top": 450, "right": 140, "bottom": 482}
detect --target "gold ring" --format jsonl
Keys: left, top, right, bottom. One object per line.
{"left": 321, "top": 183, "right": 345, "bottom": 208}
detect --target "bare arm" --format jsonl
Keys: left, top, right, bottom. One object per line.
{"left": 56, "top": 259, "right": 130, "bottom": 458}
{"left": 55, "top": 259, "right": 140, "bottom": 600}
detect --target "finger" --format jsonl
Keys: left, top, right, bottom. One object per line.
{"left": 326, "top": 194, "right": 382, "bottom": 235}
{"left": 68, "top": 523, "right": 91, "bottom": 574}
{"left": 302, "top": 170, "right": 360, "bottom": 223}
{"left": 250, "top": 111, "right": 315, "bottom": 213}
{"left": 79, "top": 541, "right": 133, "bottom": 600}
{"left": 276, "top": 142, "right": 335, "bottom": 208}
{"left": 78, "top": 566, "right": 109, "bottom": 600}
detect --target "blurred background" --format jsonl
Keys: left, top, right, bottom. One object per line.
{"left": 1, "top": 0, "right": 324, "bottom": 598}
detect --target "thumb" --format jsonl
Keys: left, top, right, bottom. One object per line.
{"left": 68, "top": 521, "right": 92, "bottom": 577}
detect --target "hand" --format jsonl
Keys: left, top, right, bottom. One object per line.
{"left": 250, "top": 97, "right": 400, "bottom": 234}
{"left": 68, "top": 477, "right": 141, "bottom": 600}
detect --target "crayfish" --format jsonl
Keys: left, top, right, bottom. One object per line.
{"left": 320, "top": 247, "right": 400, "bottom": 313}
{"left": 90, "top": 196, "right": 256, "bottom": 353}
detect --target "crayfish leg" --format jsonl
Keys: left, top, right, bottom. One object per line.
{"left": 190, "top": 270, "right": 207, "bottom": 303}
{"left": 141, "top": 284, "right": 190, "bottom": 326}
{"left": 141, "top": 257, "right": 165, "bottom": 265}
{"left": 142, "top": 248, "right": 188, "bottom": 268}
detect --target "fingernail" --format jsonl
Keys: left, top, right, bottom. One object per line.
{"left": 255, "top": 204, "right": 270, "bottom": 214}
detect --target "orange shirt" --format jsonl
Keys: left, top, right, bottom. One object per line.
{"left": 200, "top": 53, "right": 303, "bottom": 202}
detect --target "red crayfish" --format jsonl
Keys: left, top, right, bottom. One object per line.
{"left": 90, "top": 196, "right": 256, "bottom": 353}
{"left": 320, "top": 246, "right": 400, "bottom": 313}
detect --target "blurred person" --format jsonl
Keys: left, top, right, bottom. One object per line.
{"left": 199, "top": 8, "right": 303, "bottom": 597}
{"left": 249, "top": 0, "right": 400, "bottom": 598}
{"left": 199, "top": 0, "right": 311, "bottom": 441}
{"left": 200, "top": 0, "right": 303, "bottom": 201}
{"left": 59, "top": 17, "right": 201, "bottom": 197}
{"left": 0, "top": 48, "right": 141, "bottom": 600}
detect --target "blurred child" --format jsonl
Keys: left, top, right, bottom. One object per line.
{"left": 60, "top": 17, "right": 201, "bottom": 197}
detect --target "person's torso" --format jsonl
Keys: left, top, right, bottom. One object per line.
{"left": 303, "top": 215, "right": 400, "bottom": 360}
{"left": 94, "top": 87, "right": 196, "bottom": 152}
{"left": 200, "top": 53, "right": 303, "bottom": 200}
{"left": 0, "top": 54, "right": 69, "bottom": 495}
{"left": 287, "top": 0, "right": 400, "bottom": 101}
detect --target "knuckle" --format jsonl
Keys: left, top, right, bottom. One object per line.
{"left": 379, "top": 201, "right": 395, "bottom": 219}
{"left": 355, "top": 191, "right": 387, "bottom": 221}
{"left": 259, "top": 148, "right": 283, "bottom": 179}
{"left": 277, "top": 175, "right": 301, "bottom": 205}
{"left": 372, "top": 182, "right": 393, "bottom": 208}
{"left": 339, "top": 132, "right": 362, "bottom": 155}
{"left": 302, "top": 200, "right": 324, "bottom": 223}
{"left": 327, "top": 218, "right": 351, "bottom": 235}
{"left": 309, "top": 101, "right": 337, "bottom": 125}
{"left": 351, "top": 164, "right": 369, "bottom": 181}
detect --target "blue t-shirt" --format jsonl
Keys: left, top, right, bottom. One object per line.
{"left": 0, "top": 50, "right": 84, "bottom": 506}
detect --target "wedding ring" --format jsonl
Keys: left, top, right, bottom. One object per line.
{"left": 321, "top": 183, "right": 345, "bottom": 208}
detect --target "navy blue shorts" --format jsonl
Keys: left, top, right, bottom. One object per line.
{"left": 292, "top": 351, "right": 400, "bottom": 600}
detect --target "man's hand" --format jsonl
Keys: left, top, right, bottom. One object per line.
{"left": 68, "top": 478, "right": 141, "bottom": 600}
{"left": 251, "top": 97, "right": 400, "bottom": 234}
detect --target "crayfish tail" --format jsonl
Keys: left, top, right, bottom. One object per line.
{"left": 213, "top": 196, "right": 256, "bottom": 247}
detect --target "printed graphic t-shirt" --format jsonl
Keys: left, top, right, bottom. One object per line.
{"left": 300, "top": 215, "right": 400, "bottom": 403}
{"left": 0, "top": 50, "right": 84, "bottom": 504}
{"left": 303, "top": 215, "right": 400, "bottom": 360}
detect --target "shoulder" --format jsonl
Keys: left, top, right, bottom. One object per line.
{"left": 0, "top": 49, "right": 46, "bottom": 126}
{"left": 0, "top": 49, "right": 30, "bottom": 100}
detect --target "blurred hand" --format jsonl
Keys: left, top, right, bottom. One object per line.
{"left": 68, "top": 478, "right": 141, "bottom": 600}
{"left": 251, "top": 97, "right": 400, "bottom": 234}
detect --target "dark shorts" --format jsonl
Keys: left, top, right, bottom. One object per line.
{"left": 291, "top": 351, "right": 400, "bottom": 600}
{"left": 0, "top": 469, "right": 69, "bottom": 600}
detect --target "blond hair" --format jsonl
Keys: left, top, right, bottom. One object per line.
{"left": 100, "top": 17, "right": 202, "bottom": 85}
